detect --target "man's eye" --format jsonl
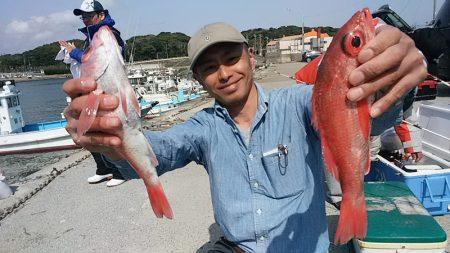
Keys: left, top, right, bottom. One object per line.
{"left": 200, "top": 64, "right": 217, "bottom": 73}
{"left": 226, "top": 55, "right": 240, "bottom": 64}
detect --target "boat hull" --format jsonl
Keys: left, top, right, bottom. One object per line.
{"left": 0, "top": 127, "right": 79, "bottom": 155}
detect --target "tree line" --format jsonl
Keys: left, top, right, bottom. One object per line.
{"left": 0, "top": 25, "right": 337, "bottom": 74}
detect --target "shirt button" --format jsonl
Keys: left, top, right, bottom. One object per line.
{"left": 256, "top": 208, "right": 262, "bottom": 215}
{"left": 248, "top": 154, "right": 253, "bottom": 160}
{"left": 253, "top": 181, "right": 259, "bottom": 189}
{"left": 259, "top": 235, "right": 265, "bottom": 241}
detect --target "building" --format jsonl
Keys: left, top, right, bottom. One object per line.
{"left": 266, "top": 29, "right": 334, "bottom": 64}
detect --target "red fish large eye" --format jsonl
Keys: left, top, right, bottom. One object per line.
{"left": 341, "top": 32, "right": 364, "bottom": 56}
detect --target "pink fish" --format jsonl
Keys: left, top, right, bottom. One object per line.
{"left": 311, "top": 8, "right": 377, "bottom": 244}
{"left": 78, "top": 26, "right": 173, "bottom": 219}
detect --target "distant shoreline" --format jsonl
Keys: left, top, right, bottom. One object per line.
{"left": 0, "top": 74, "right": 71, "bottom": 83}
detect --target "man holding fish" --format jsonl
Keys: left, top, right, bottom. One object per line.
{"left": 62, "top": 8, "right": 427, "bottom": 253}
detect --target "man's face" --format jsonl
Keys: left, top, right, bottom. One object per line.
{"left": 81, "top": 11, "right": 104, "bottom": 26}
{"left": 194, "top": 42, "right": 255, "bottom": 108}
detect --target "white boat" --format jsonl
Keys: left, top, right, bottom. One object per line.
{"left": 0, "top": 80, "right": 78, "bottom": 155}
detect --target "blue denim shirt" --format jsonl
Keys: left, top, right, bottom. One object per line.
{"left": 114, "top": 83, "right": 402, "bottom": 253}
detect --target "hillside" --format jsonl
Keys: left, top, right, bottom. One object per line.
{"left": 0, "top": 25, "right": 338, "bottom": 74}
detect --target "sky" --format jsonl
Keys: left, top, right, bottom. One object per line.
{"left": 0, "top": 0, "right": 445, "bottom": 55}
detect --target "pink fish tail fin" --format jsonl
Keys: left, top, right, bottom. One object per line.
{"left": 334, "top": 194, "right": 367, "bottom": 245}
{"left": 77, "top": 89, "right": 103, "bottom": 138}
{"left": 146, "top": 179, "right": 173, "bottom": 219}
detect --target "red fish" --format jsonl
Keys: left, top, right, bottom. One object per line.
{"left": 78, "top": 26, "right": 173, "bottom": 219}
{"left": 311, "top": 8, "right": 377, "bottom": 244}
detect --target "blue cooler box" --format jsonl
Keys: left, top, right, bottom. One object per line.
{"left": 366, "top": 156, "right": 450, "bottom": 215}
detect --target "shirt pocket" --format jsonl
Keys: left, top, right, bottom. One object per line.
{"left": 261, "top": 143, "right": 306, "bottom": 198}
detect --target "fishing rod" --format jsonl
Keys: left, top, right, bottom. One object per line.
{"left": 402, "top": 120, "right": 450, "bottom": 142}
{"left": 429, "top": 73, "right": 450, "bottom": 88}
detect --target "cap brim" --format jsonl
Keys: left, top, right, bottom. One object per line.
{"left": 73, "top": 9, "right": 83, "bottom": 16}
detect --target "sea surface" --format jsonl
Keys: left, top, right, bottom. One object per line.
{"left": 0, "top": 78, "right": 83, "bottom": 184}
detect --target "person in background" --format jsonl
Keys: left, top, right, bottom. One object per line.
{"left": 62, "top": 22, "right": 427, "bottom": 252}
{"left": 59, "top": 0, "right": 127, "bottom": 187}
{"left": 393, "top": 89, "right": 423, "bottom": 162}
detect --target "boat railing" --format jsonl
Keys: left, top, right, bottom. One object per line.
{"left": 22, "top": 119, "right": 67, "bottom": 131}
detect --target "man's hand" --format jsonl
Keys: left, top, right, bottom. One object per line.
{"left": 403, "top": 151, "right": 424, "bottom": 162}
{"left": 63, "top": 78, "right": 125, "bottom": 160}
{"left": 58, "top": 40, "right": 76, "bottom": 53}
{"left": 347, "top": 25, "right": 428, "bottom": 118}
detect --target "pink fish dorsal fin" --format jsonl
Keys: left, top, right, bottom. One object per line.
{"left": 77, "top": 89, "right": 103, "bottom": 139}
{"left": 321, "top": 133, "right": 340, "bottom": 181}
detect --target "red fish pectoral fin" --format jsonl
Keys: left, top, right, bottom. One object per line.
{"left": 357, "top": 99, "right": 371, "bottom": 175}
{"left": 322, "top": 139, "right": 340, "bottom": 182}
{"left": 333, "top": 194, "right": 367, "bottom": 245}
{"left": 356, "top": 99, "right": 370, "bottom": 139}
{"left": 146, "top": 179, "right": 173, "bottom": 219}
{"left": 77, "top": 89, "right": 103, "bottom": 138}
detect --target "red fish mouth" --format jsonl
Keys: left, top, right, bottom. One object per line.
{"left": 361, "top": 7, "right": 378, "bottom": 28}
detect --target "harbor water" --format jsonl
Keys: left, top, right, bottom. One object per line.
{"left": 0, "top": 78, "right": 82, "bottom": 184}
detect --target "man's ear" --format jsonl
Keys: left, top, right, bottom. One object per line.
{"left": 248, "top": 47, "right": 255, "bottom": 71}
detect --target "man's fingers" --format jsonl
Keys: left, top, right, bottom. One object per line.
{"left": 370, "top": 64, "right": 427, "bottom": 117}
{"left": 79, "top": 132, "right": 122, "bottom": 149}
{"left": 357, "top": 25, "right": 403, "bottom": 64}
{"left": 349, "top": 34, "right": 410, "bottom": 86}
{"left": 63, "top": 93, "right": 119, "bottom": 120}
{"left": 62, "top": 78, "right": 97, "bottom": 98}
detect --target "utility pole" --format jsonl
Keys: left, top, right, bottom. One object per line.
{"left": 259, "top": 34, "right": 262, "bottom": 56}
{"left": 254, "top": 34, "right": 257, "bottom": 54}
{"left": 301, "top": 21, "right": 305, "bottom": 53}
{"left": 165, "top": 43, "right": 169, "bottom": 59}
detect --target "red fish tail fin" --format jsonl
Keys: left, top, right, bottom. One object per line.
{"left": 146, "top": 179, "right": 173, "bottom": 219}
{"left": 334, "top": 194, "right": 367, "bottom": 245}
{"left": 77, "top": 89, "right": 103, "bottom": 138}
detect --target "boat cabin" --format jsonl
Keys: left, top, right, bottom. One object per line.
{"left": 0, "top": 80, "right": 24, "bottom": 134}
